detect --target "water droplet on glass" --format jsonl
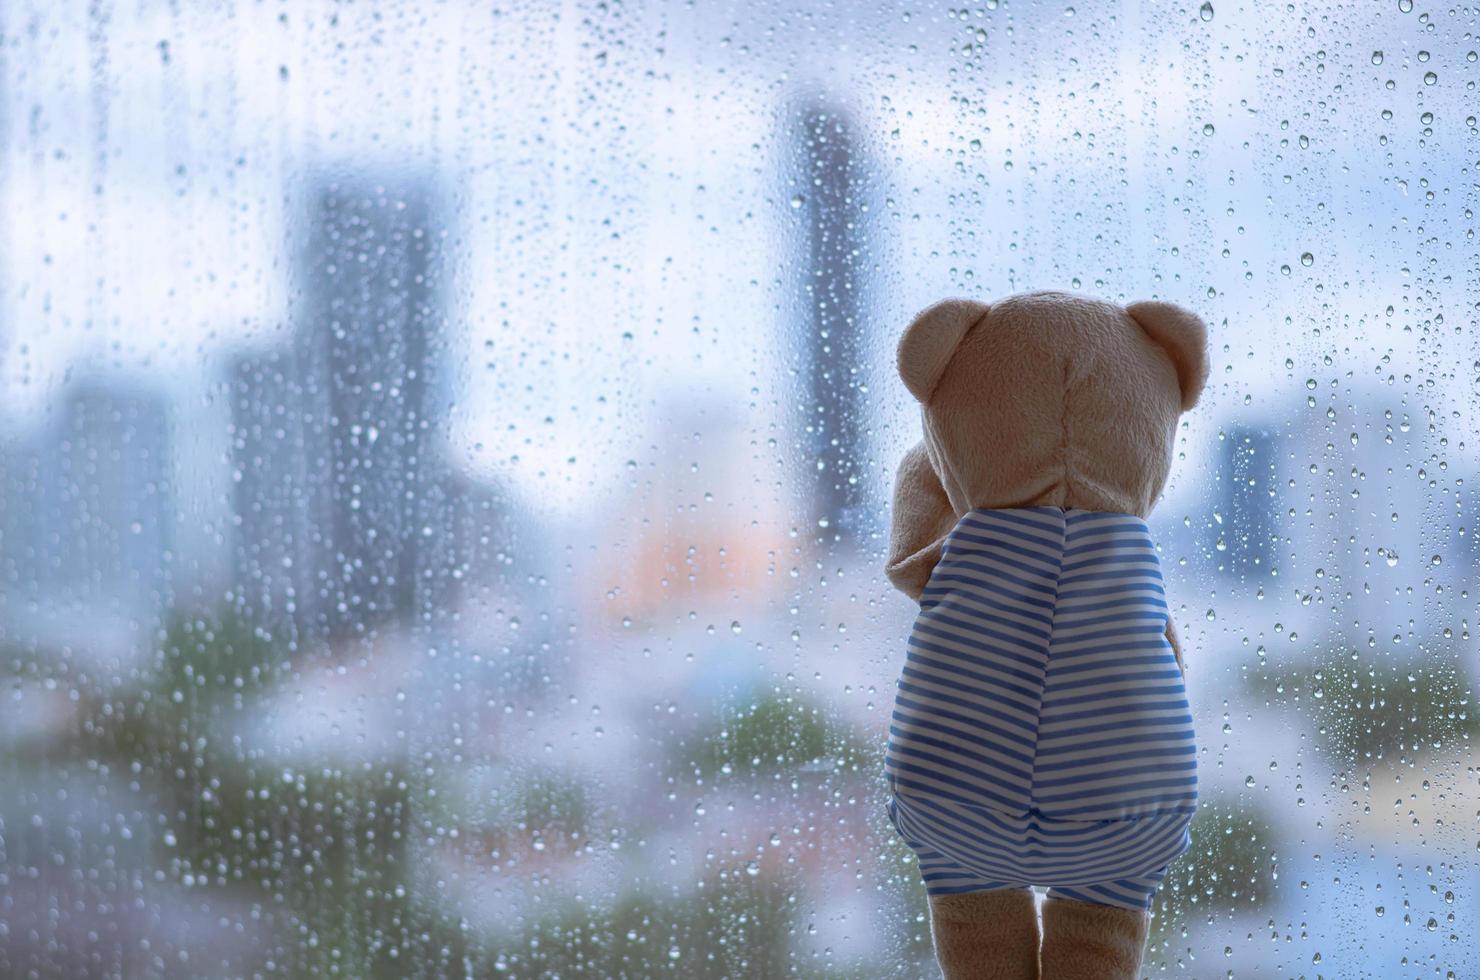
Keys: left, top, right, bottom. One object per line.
{"left": 1372, "top": 50, "right": 1384, "bottom": 65}
{"left": 1398, "top": 0, "right": 1413, "bottom": 11}
{"left": 790, "top": 194, "right": 805, "bottom": 209}
{"left": 1300, "top": 252, "right": 1314, "bottom": 267}
{"left": 1199, "top": 1, "right": 1214, "bottom": 21}
{"left": 1202, "top": 123, "right": 1215, "bottom": 136}
{"left": 1423, "top": 71, "right": 1437, "bottom": 85}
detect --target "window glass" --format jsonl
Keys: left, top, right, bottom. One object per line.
{"left": 1, "top": 2, "right": 1472, "bottom": 976}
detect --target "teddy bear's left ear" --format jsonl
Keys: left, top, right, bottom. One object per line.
{"left": 896, "top": 299, "right": 990, "bottom": 402}
{"left": 1126, "top": 300, "right": 1210, "bottom": 411}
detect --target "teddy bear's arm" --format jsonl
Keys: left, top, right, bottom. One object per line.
{"left": 1166, "top": 615, "right": 1186, "bottom": 675}
{"left": 885, "top": 441, "right": 959, "bottom": 602}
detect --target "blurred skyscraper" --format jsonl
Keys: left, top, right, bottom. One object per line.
{"left": 225, "top": 346, "right": 317, "bottom": 629}
{"left": 227, "top": 172, "right": 499, "bottom": 641}
{"left": 1218, "top": 424, "right": 1279, "bottom": 580}
{"left": 788, "top": 100, "right": 874, "bottom": 545}
{"left": 0, "top": 378, "right": 174, "bottom": 615}
{"left": 298, "top": 175, "right": 449, "bottom": 632}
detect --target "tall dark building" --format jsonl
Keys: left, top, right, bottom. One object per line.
{"left": 298, "top": 176, "right": 449, "bottom": 632}
{"left": 788, "top": 100, "right": 874, "bottom": 544}
{"left": 229, "top": 173, "right": 460, "bottom": 638}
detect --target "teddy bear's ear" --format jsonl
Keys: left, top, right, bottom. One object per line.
{"left": 896, "top": 299, "right": 990, "bottom": 402}
{"left": 1126, "top": 300, "right": 1210, "bottom": 411}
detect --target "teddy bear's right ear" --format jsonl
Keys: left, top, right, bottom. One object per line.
{"left": 896, "top": 299, "right": 989, "bottom": 402}
{"left": 1126, "top": 300, "right": 1210, "bottom": 411}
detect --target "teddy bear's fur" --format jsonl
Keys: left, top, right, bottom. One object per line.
{"left": 883, "top": 289, "right": 1209, "bottom": 980}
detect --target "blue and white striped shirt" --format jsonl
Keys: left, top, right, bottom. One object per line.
{"left": 883, "top": 506, "right": 1198, "bottom": 909}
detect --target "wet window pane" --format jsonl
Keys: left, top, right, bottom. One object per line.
{"left": 1, "top": 2, "right": 1473, "bottom": 976}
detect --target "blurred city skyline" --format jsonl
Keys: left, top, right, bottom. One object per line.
{"left": 5, "top": 1, "right": 1472, "bottom": 521}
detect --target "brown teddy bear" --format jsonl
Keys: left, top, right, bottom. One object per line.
{"left": 881, "top": 290, "right": 1209, "bottom": 980}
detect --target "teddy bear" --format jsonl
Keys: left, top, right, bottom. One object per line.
{"left": 880, "top": 289, "right": 1209, "bottom": 980}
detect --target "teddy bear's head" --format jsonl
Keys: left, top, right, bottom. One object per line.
{"left": 897, "top": 289, "right": 1209, "bottom": 517}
